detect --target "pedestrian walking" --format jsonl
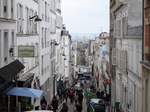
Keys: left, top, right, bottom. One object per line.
{"left": 40, "top": 96, "right": 47, "bottom": 110}
{"left": 60, "top": 102, "right": 68, "bottom": 112}
{"left": 78, "top": 90, "right": 83, "bottom": 104}
{"left": 75, "top": 101, "right": 82, "bottom": 112}
{"left": 64, "top": 89, "right": 68, "bottom": 102}
{"left": 68, "top": 89, "right": 75, "bottom": 103}
{"left": 96, "top": 90, "right": 101, "bottom": 99}
{"left": 51, "top": 96, "right": 58, "bottom": 112}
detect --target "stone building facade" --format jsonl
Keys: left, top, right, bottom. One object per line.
{"left": 110, "top": 0, "right": 143, "bottom": 112}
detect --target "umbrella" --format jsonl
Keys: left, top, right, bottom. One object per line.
{"left": 6, "top": 87, "right": 43, "bottom": 98}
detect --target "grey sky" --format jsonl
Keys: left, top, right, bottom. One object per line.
{"left": 61, "top": 0, "right": 110, "bottom": 34}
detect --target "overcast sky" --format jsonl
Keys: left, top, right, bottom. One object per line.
{"left": 61, "top": 0, "right": 110, "bottom": 34}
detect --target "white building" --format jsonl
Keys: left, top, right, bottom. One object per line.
{"left": 15, "top": 0, "right": 63, "bottom": 104}
{"left": 15, "top": 0, "right": 39, "bottom": 82}
{"left": 0, "top": 0, "right": 63, "bottom": 109}
{"left": 15, "top": 0, "right": 41, "bottom": 107}
{"left": 38, "top": 0, "right": 61, "bottom": 103}
{"left": 0, "top": 0, "right": 16, "bottom": 67}
{"left": 59, "top": 26, "right": 72, "bottom": 86}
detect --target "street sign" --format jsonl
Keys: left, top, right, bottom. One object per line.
{"left": 18, "top": 46, "right": 35, "bottom": 57}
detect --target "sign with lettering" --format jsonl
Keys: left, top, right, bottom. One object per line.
{"left": 18, "top": 46, "right": 35, "bottom": 57}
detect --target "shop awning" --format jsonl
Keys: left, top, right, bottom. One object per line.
{"left": 0, "top": 59, "right": 25, "bottom": 82}
{"left": 6, "top": 87, "right": 43, "bottom": 98}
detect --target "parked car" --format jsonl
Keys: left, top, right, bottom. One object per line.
{"left": 87, "top": 98, "right": 106, "bottom": 112}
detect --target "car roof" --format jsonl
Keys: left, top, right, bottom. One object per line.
{"left": 90, "top": 98, "right": 103, "bottom": 104}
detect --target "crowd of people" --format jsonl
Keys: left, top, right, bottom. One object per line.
{"left": 61, "top": 87, "right": 84, "bottom": 112}
{"left": 37, "top": 87, "right": 84, "bottom": 112}
{"left": 38, "top": 96, "right": 59, "bottom": 111}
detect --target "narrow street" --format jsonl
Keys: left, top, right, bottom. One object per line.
{"left": 0, "top": 0, "right": 148, "bottom": 112}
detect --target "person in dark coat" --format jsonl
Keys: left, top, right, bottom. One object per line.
{"left": 78, "top": 91, "right": 83, "bottom": 104}
{"left": 40, "top": 96, "right": 47, "bottom": 110}
{"left": 51, "top": 96, "right": 58, "bottom": 112}
{"left": 61, "top": 102, "right": 68, "bottom": 112}
{"left": 96, "top": 90, "right": 101, "bottom": 99}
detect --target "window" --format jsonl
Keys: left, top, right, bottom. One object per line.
{"left": 11, "top": 31, "right": 14, "bottom": 47}
{"left": 51, "top": 18, "right": 56, "bottom": 33}
{"left": 45, "top": 2, "right": 47, "bottom": 21}
{"left": 26, "top": 7, "right": 29, "bottom": 34}
{"left": 42, "top": 28, "right": 44, "bottom": 48}
{"left": 51, "top": 0, "right": 55, "bottom": 12}
{"left": 3, "top": 31, "right": 8, "bottom": 64}
{"left": 10, "top": 31, "right": 15, "bottom": 57}
{"left": 34, "top": 12, "right": 38, "bottom": 33}
{"left": 116, "top": 20, "right": 121, "bottom": 37}
{"left": 112, "top": 48, "right": 117, "bottom": 65}
{"left": 29, "top": 9, "right": 34, "bottom": 33}
{"left": 122, "top": 16, "right": 128, "bottom": 37}
{"left": 3, "top": 0, "right": 8, "bottom": 18}
{"left": 17, "top": 4, "right": 23, "bottom": 34}
{"left": 11, "top": 0, "right": 14, "bottom": 19}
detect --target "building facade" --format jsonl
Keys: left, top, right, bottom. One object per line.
{"left": 0, "top": 0, "right": 17, "bottom": 111}
{"left": 60, "top": 26, "right": 72, "bottom": 87}
{"left": 91, "top": 32, "right": 110, "bottom": 92}
{"left": 110, "top": 0, "right": 143, "bottom": 112}
{"left": 15, "top": 0, "right": 41, "bottom": 108}
{"left": 0, "top": 0, "right": 16, "bottom": 67}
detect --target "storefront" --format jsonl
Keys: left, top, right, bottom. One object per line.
{"left": 0, "top": 59, "right": 25, "bottom": 112}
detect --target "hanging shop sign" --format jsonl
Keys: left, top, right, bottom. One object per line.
{"left": 18, "top": 46, "right": 35, "bottom": 57}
